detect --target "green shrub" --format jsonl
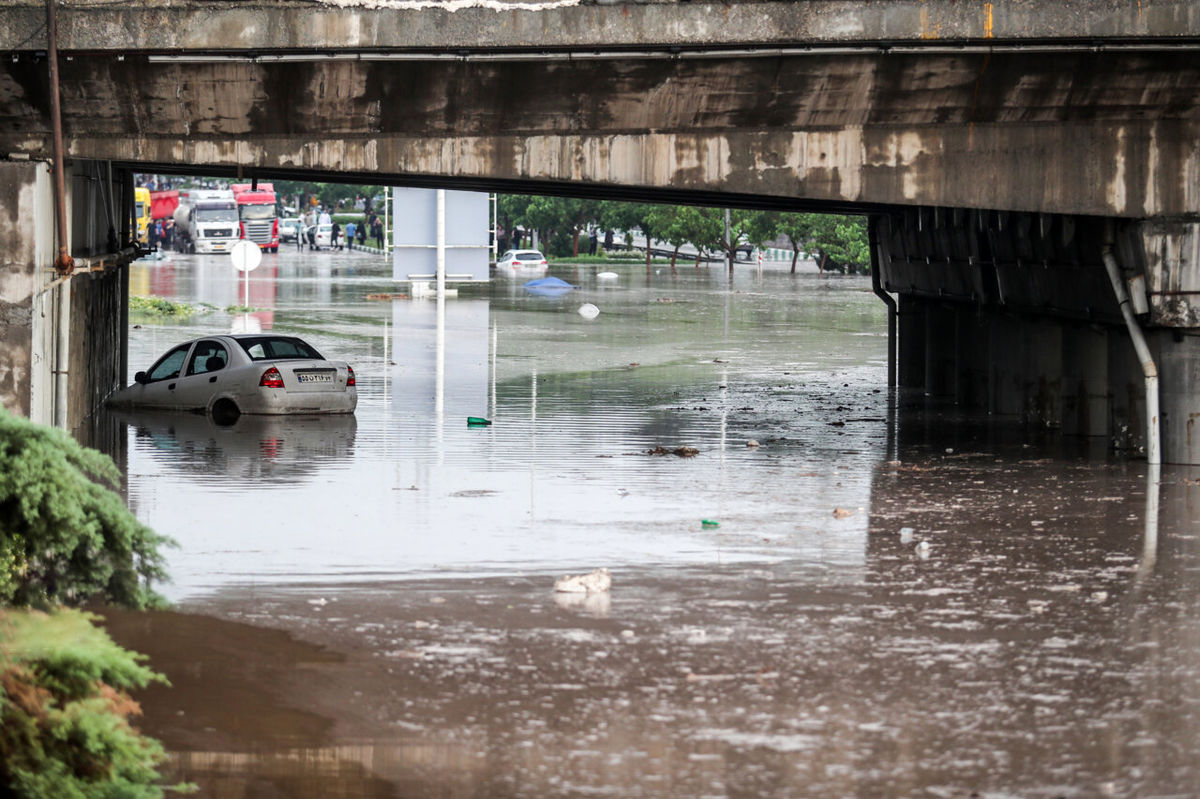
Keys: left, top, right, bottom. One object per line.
{"left": 0, "top": 410, "right": 169, "bottom": 609}
{"left": 0, "top": 608, "right": 187, "bottom": 798}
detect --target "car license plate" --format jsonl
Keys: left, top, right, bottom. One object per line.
{"left": 297, "top": 373, "right": 333, "bottom": 383}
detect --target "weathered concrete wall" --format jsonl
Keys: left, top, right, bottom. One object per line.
{"left": 1, "top": 50, "right": 1197, "bottom": 218}
{"left": 2, "top": 0, "right": 1199, "bottom": 52}
{"left": 0, "top": 160, "right": 47, "bottom": 418}
{"left": 0, "top": 158, "right": 126, "bottom": 426}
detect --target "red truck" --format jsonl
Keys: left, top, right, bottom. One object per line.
{"left": 231, "top": 183, "right": 279, "bottom": 252}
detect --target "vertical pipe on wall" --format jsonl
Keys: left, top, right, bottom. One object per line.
{"left": 869, "top": 216, "right": 897, "bottom": 388}
{"left": 45, "top": 0, "right": 73, "bottom": 276}
{"left": 54, "top": 281, "right": 70, "bottom": 429}
{"left": 1102, "top": 242, "right": 1160, "bottom": 465}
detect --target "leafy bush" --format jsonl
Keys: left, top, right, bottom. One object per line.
{"left": 0, "top": 608, "right": 186, "bottom": 798}
{"left": 0, "top": 410, "right": 169, "bottom": 608}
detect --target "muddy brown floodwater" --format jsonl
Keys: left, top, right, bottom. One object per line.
{"left": 95, "top": 249, "right": 1199, "bottom": 797}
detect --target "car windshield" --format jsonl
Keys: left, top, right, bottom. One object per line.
{"left": 196, "top": 207, "right": 238, "bottom": 222}
{"left": 238, "top": 337, "right": 324, "bottom": 361}
{"left": 240, "top": 204, "right": 276, "bottom": 220}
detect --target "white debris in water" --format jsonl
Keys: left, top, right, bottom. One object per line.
{"left": 578, "top": 303, "right": 600, "bottom": 320}
{"left": 899, "top": 526, "right": 915, "bottom": 544}
{"left": 554, "top": 567, "right": 611, "bottom": 593}
{"left": 318, "top": 0, "right": 580, "bottom": 11}
{"left": 915, "top": 541, "right": 932, "bottom": 559}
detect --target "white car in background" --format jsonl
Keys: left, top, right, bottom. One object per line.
{"left": 495, "top": 249, "right": 548, "bottom": 277}
{"left": 302, "top": 223, "right": 334, "bottom": 249}
{"left": 108, "top": 334, "right": 357, "bottom": 419}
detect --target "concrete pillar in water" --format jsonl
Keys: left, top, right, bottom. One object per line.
{"left": 1027, "top": 319, "right": 1063, "bottom": 428}
{"left": 1108, "top": 327, "right": 1147, "bottom": 454}
{"left": 897, "top": 295, "right": 926, "bottom": 389}
{"left": 1154, "top": 332, "right": 1200, "bottom": 465}
{"left": 954, "top": 308, "right": 989, "bottom": 409}
{"left": 1061, "top": 325, "right": 1108, "bottom": 437}
{"left": 989, "top": 314, "right": 1026, "bottom": 416}
{"left": 924, "top": 303, "right": 957, "bottom": 397}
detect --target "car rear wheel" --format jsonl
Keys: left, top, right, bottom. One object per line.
{"left": 211, "top": 397, "right": 241, "bottom": 426}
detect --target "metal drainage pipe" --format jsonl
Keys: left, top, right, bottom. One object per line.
{"left": 1101, "top": 243, "right": 1160, "bottom": 465}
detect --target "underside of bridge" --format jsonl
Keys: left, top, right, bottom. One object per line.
{"left": 1, "top": 0, "right": 1198, "bottom": 461}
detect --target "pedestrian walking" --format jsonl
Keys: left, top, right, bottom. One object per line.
{"left": 345, "top": 221, "right": 356, "bottom": 251}
{"left": 589, "top": 228, "right": 598, "bottom": 255}
{"left": 331, "top": 222, "right": 342, "bottom": 251}
{"left": 372, "top": 218, "right": 384, "bottom": 250}
{"left": 357, "top": 222, "right": 367, "bottom": 248}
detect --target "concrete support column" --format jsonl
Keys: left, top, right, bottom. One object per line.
{"left": 989, "top": 315, "right": 1026, "bottom": 416}
{"left": 0, "top": 161, "right": 48, "bottom": 420}
{"left": 1061, "top": 326, "right": 1109, "bottom": 437}
{"left": 1109, "top": 328, "right": 1147, "bottom": 454}
{"left": 1027, "top": 320, "right": 1063, "bottom": 428}
{"left": 954, "top": 308, "right": 989, "bottom": 409}
{"left": 1154, "top": 331, "right": 1200, "bottom": 465}
{"left": 897, "top": 295, "right": 926, "bottom": 389}
{"left": 924, "top": 303, "right": 957, "bottom": 398}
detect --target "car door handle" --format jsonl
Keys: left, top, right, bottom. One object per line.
{"left": 209, "top": 376, "right": 217, "bottom": 383}
{"left": 168, "top": 383, "right": 176, "bottom": 390}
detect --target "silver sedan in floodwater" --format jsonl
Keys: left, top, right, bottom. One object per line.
{"left": 108, "top": 334, "right": 356, "bottom": 417}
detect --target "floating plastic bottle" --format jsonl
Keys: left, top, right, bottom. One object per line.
{"left": 467, "top": 417, "right": 492, "bottom": 426}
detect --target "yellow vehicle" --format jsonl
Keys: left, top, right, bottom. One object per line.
{"left": 135, "top": 187, "right": 151, "bottom": 244}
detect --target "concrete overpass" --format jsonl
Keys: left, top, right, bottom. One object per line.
{"left": 1, "top": 0, "right": 1199, "bottom": 461}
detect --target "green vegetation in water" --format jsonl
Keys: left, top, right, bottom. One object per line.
{"left": 224, "top": 305, "right": 261, "bottom": 313}
{"left": 128, "top": 295, "right": 208, "bottom": 318}
{"left": 0, "top": 412, "right": 185, "bottom": 797}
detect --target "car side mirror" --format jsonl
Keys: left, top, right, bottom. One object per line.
{"left": 134, "top": 371, "right": 149, "bottom": 385}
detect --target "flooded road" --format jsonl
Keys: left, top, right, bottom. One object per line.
{"left": 98, "top": 248, "right": 1200, "bottom": 797}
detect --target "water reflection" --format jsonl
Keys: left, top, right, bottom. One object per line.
{"left": 97, "top": 252, "right": 1200, "bottom": 797}
{"left": 103, "top": 452, "right": 1200, "bottom": 797}
{"left": 119, "top": 410, "right": 357, "bottom": 484}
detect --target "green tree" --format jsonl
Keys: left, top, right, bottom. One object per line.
{"left": 809, "top": 215, "right": 870, "bottom": 274}
{"left": 0, "top": 410, "right": 169, "bottom": 609}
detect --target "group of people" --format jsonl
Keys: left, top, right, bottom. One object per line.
{"left": 146, "top": 218, "right": 175, "bottom": 250}
{"left": 299, "top": 207, "right": 385, "bottom": 252}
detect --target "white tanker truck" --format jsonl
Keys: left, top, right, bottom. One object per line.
{"left": 173, "top": 189, "right": 240, "bottom": 254}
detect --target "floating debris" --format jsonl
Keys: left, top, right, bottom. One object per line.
{"left": 578, "top": 303, "right": 600, "bottom": 320}
{"left": 648, "top": 446, "right": 698, "bottom": 457}
{"left": 554, "top": 567, "right": 612, "bottom": 594}
{"left": 467, "top": 417, "right": 492, "bottom": 426}
{"left": 746, "top": 439, "right": 759, "bottom": 448}
{"left": 701, "top": 519, "right": 720, "bottom": 528}
{"left": 899, "top": 527, "right": 915, "bottom": 544}
{"left": 832, "top": 508, "right": 855, "bottom": 519}
{"left": 915, "top": 541, "right": 932, "bottom": 559}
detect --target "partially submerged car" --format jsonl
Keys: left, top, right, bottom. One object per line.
{"left": 108, "top": 334, "right": 357, "bottom": 418}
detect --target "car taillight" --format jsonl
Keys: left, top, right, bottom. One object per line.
{"left": 240, "top": 222, "right": 246, "bottom": 239}
{"left": 259, "top": 366, "right": 284, "bottom": 388}
{"left": 346, "top": 366, "right": 356, "bottom": 387}
{"left": 541, "top": 260, "right": 547, "bottom": 265}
